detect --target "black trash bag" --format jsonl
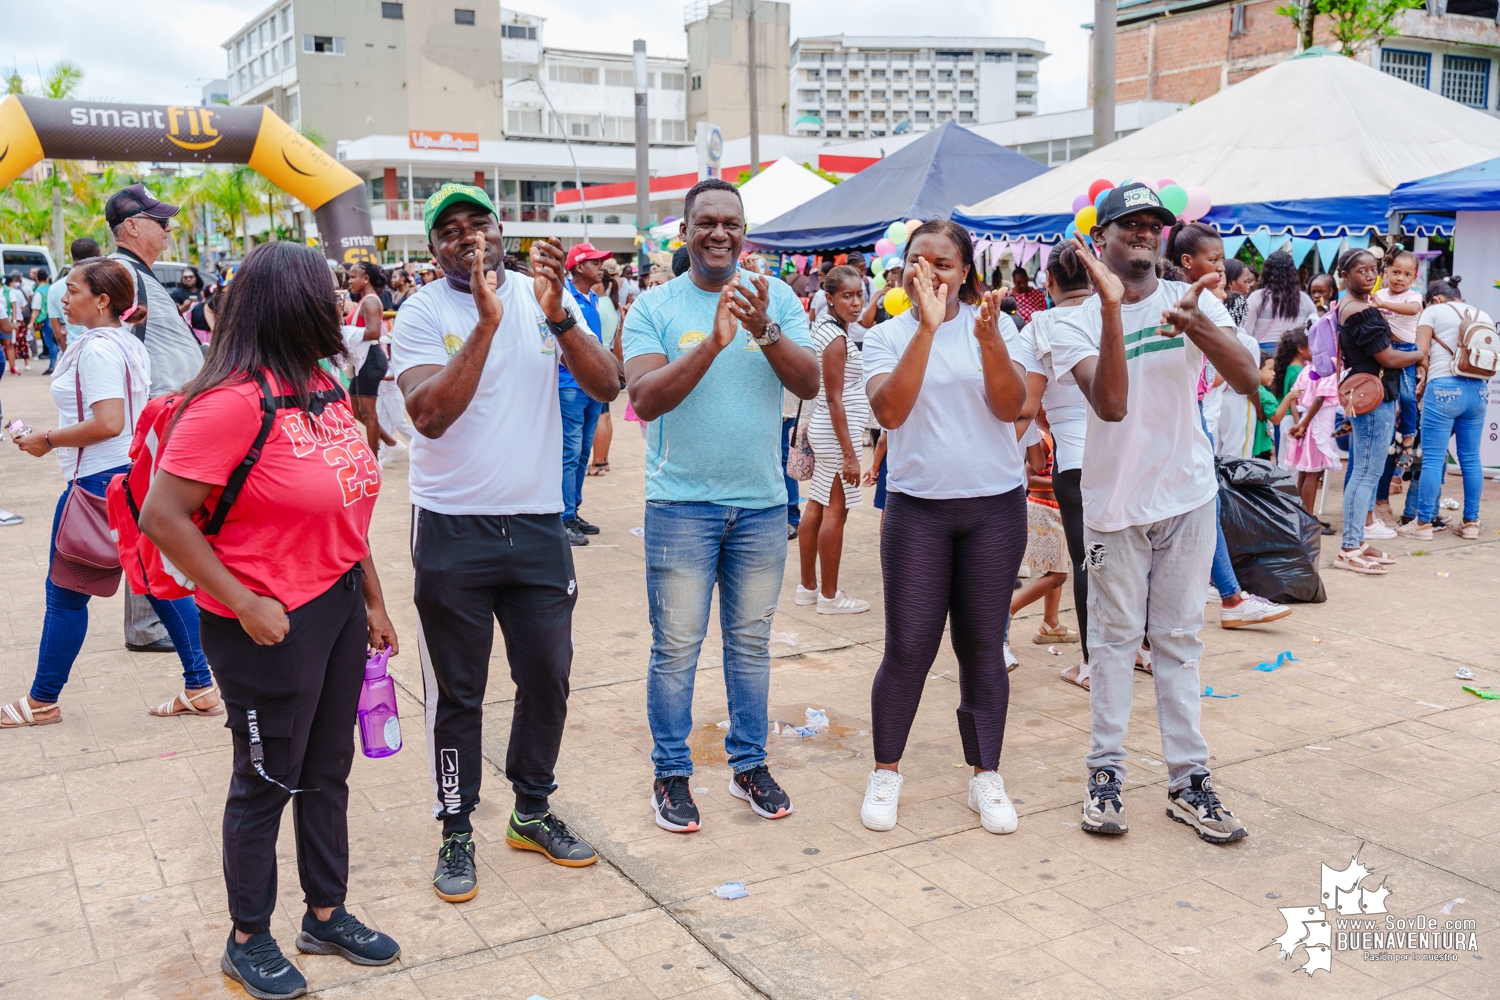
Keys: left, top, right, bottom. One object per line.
{"left": 1216, "top": 457, "right": 1326, "bottom": 604}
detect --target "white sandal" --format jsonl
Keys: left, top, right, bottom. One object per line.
{"left": 1061, "top": 660, "right": 1090, "bottom": 691}
{"left": 1333, "top": 547, "right": 1387, "bottom": 575}
{"left": 149, "top": 687, "right": 224, "bottom": 718}
{"left": 1, "top": 697, "right": 61, "bottom": 728}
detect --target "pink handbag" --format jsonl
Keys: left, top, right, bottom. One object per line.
{"left": 49, "top": 362, "right": 126, "bottom": 597}
{"left": 785, "top": 400, "right": 815, "bottom": 482}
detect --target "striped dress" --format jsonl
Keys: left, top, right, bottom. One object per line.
{"left": 807, "top": 316, "right": 870, "bottom": 507}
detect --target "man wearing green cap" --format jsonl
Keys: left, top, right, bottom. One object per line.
{"left": 393, "top": 184, "right": 623, "bottom": 896}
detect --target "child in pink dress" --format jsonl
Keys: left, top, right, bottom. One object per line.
{"left": 1283, "top": 365, "right": 1341, "bottom": 516}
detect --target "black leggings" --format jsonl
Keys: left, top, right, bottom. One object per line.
{"left": 200, "top": 568, "right": 368, "bottom": 936}
{"left": 1052, "top": 468, "right": 1088, "bottom": 662}
{"left": 871, "top": 487, "right": 1027, "bottom": 770}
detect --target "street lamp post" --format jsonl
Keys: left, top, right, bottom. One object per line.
{"left": 519, "top": 76, "right": 588, "bottom": 241}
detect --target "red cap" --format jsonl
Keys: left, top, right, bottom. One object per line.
{"left": 565, "top": 242, "right": 613, "bottom": 271}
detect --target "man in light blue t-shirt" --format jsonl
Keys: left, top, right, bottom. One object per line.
{"left": 622, "top": 178, "right": 818, "bottom": 835}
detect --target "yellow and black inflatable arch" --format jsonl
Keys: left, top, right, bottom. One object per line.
{"left": 0, "top": 95, "right": 375, "bottom": 265}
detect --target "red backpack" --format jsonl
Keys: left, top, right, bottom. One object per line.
{"left": 106, "top": 372, "right": 346, "bottom": 600}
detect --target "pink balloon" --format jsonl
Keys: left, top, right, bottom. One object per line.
{"left": 1134, "top": 177, "right": 1158, "bottom": 191}
{"left": 906, "top": 218, "right": 924, "bottom": 233}
{"left": 1181, "top": 186, "right": 1213, "bottom": 222}
{"left": 874, "top": 237, "right": 897, "bottom": 256}
{"left": 1161, "top": 225, "right": 1172, "bottom": 248}
{"left": 1157, "top": 178, "right": 1177, "bottom": 189}
{"left": 1071, "top": 193, "right": 1090, "bottom": 213}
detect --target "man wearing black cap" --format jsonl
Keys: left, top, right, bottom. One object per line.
{"left": 106, "top": 184, "right": 207, "bottom": 653}
{"left": 1048, "top": 182, "right": 1258, "bottom": 847}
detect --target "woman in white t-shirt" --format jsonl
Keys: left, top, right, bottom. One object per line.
{"left": 2, "top": 259, "right": 218, "bottom": 730}
{"left": 1397, "top": 276, "right": 1490, "bottom": 541}
{"left": 796, "top": 265, "right": 872, "bottom": 615}
{"left": 857, "top": 219, "right": 1030, "bottom": 837}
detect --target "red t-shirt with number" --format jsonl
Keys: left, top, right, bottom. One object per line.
{"left": 158, "top": 371, "right": 380, "bottom": 618}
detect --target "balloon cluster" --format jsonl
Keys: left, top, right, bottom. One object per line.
{"left": 869, "top": 217, "right": 923, "bottom": 315}
{"left": 1065, "top": 178, "right": 1213, "bottom": 243}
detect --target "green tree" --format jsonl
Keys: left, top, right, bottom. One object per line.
{"left": 1275, "top": 1, "right": 1426, "bottom": 55}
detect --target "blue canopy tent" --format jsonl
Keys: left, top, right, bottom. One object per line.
{"left": 1390, "top": 156, "right": 1500, "bottom": 214}
{"left": 745, "top": 121, "right": 1046, "bottom": 253}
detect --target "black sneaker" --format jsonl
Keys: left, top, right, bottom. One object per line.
{"left": 432, "top": 832, "right": 478, "bottom": 902}
{"left": 652, "top": 776, "right": 701, "bottom": 833}
{"left": 1081, "top": 767, "right": 1127, "bottom": 835}
{"left": 506, "top": 810, "right": 598, "bottom": 867}
{"left": 787, "top": 523, "right": 799, "bottom": 540}
{"left": 295, "top": 905, "right": 400, "bottom": 966}
{"left": 730, "top": 765, "right": 793, "bottom": 819}
{"left": 221, "top": 932, "right": 307, "bottom": 1000}
{"left": 571, "top": 516, "right": 601, "bottom": 535}
{"left": 1166, "top": 773, "right": 1248, "bottom": 844}
{"left": 565, "top": 522, "right": 589, "bottom": 546}
{"left": 126, "top": 637, "right": 177, "bottom": 653}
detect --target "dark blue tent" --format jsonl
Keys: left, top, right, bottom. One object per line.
{"left": 746, "top": 121, "right": 1047, "bottom": 253}
{"left": 1390, "top": 156, "right": 1500, "bottom": 215}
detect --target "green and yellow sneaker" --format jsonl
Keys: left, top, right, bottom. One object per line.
{"left": 505, "top": 810, "right": 597, "bottom": 867}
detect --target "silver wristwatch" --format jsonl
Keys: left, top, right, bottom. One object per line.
{"left": 751, "top": 321, "right": 782, "bottom": 347}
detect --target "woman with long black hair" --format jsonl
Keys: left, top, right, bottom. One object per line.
{"left": 345, "top": 261, "right": 390, "bottom": 455}
{"left": 858, "top": 219, "right": 1030, "bottom": 835}
{"left": 140, "top": 241, "right": 402, "bottom": 998}
{"left": 1242, "top": 250, "right": 1316, "bottom": 354}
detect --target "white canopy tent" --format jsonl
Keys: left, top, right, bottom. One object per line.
{"left": 956, "top": 48, "right": 1500, "bottom": 240}
{"left": 740, "top": 156, "right": 835, "bottom": 230}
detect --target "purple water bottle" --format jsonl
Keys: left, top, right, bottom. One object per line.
{"left": 357, "top": 645, "right": 402, "bottom": 758}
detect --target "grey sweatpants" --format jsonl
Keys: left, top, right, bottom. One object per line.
{"left": 1083, "top": 499, "right": 1214, "bottom": 792}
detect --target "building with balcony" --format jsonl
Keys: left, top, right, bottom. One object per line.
{"left": 788, "top": 34, "right": 1048, "bottom": 140}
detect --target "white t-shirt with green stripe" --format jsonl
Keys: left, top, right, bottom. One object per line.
{"left": 1049, "top": 280, "right": 1235, "bottom": 533}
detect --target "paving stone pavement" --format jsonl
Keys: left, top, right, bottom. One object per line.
{"left": 0, "top": 371, "right": 1496, "bottom": 1000}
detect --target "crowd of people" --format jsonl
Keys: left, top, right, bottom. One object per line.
{"left": 0, "top": 171, "right": 1488, "bottom": 1000}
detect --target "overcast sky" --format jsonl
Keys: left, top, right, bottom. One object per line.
{"left": 4, "top": 0, "right": 1094, "bottom": 113}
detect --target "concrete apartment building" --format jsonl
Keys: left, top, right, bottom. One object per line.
{"left": 1101, "top": 0, "right": 1500, "bottom": 115}
{"left": 684, "top": 0, "right": 792, "bottom": 141}
{"left": 789, "top": 35, "right": 1048, "bottom": 140}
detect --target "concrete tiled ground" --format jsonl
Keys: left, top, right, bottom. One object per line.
{"left": 0, "top": 372, "right": 1496, "bottom": 999}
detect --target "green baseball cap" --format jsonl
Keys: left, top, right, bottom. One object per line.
{"left": 422, "top": 183, "right": 497, "bottom": 235}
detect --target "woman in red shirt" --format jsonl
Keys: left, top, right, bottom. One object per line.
{"left": 140, "top": 242, "right": 402, "bottom": 999}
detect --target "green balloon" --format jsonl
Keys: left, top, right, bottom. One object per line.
{"left": 1159, "top": 184, "right": 1189, "bottom": 217}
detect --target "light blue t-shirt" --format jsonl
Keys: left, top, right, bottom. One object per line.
{"left": 622, "top": 268, "right": 812, "bottom": 508}
{"left": 48, "top": 279, "right": 84, "bottom": 338}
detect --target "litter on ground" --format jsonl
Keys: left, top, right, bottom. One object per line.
{"left": 712, "top": 881, "right": 750, "bottom": 900}
{"left": 1462, "top": 686, "right": 1500, "bottom": 700}
{"left": 1254, "top": 651, "right": 1298, "bottom": 672}
{"left": 1202, "top": 686, "right": 1238, "bottom": 698}
{"left": 770, "top": 631, "right": 799, "bottom": 647}
{"left": 1456, "top": 667, "right": 1475, "bottom": 680}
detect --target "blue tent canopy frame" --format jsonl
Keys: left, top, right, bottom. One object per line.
{"left": 746, "top": 121, "right": 1047, "bottom": 253}
{"left": 1390, "top": 155, "right": 1500, "bottom": 214}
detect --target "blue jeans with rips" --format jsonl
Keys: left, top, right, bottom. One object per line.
{"left": 644, "top": 501, "right": 787, "bottom": 778}
{"left": 1341, "top": 399, "right": 1397, "bottom": 550}
{"left": 560, "top": 385, "right": 603, "bottom": 522}
{"left": 31, "top": 467, "right": 212, "bottom": 704}
{"left": 1416, "top": 376, "right": 1489, "bottom": 524}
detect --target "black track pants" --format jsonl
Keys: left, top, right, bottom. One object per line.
{"left": 1052, "top": 468, "right": 1089, "bottom": 663}
{"left": 411, "top": 507, "right": 576, "bottom": 832}
{"left": 871, "top": 488, "right": 1027, "bottom": 770}
{"left": 202, "top": 568, "right": 367, "bottom": 936}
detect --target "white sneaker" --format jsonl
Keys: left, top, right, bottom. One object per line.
{"left": 817, "top": 590, "right": 870, "bottom": 615}
{"left": 378, "top": 440, "right": 408, "bottom": 467}
{"left": 795, "top": 583, "right": 819, "bottom": 606}
{"left": 1220, "top": 593, "right": 1292, "bottom": 628}
{"left": 968, "top": 771, "right": 1018, "bottom": 834}
{"left": 860, "top": 769, "right": 903, "bottom": 831}
{"left": 0, "top": 508, "right": 21, "bottom": 526}
{"left": 1364, "top": 520, "right": 1396, "bottom": 540}
{"left": 23, "top": 361, "right": 31, "bottom": 371}
{"left": 1003, "top": 642, "right": 1018, "bottom": 672}
{"left": 1206, "top": 585, "right": 1220, "bottom": 603}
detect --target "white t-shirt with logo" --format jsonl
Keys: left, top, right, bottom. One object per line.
{"left": 1021, "top": 305, "right": 1089, "bottom": 473}
{"left": 861, "top": 302, "right": 1027, "bottom": 500}
{"left": 391, "top": 276, "right": 585, "bottom": 516}
{"left": 1049, "top": 280, "right": 1234, "bottom": 533}
{"left": 1420, "top": 301, "right": 1495, "bottom": 381}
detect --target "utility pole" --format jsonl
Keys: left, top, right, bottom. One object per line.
{"left": 49, "top": 165, "right": 64, "bottom": 264}
{"left": 747, "top": 0, "right": 760, "bottom": 177}
{"left": 634, "top": 39, "right": 651, "bottom": 276}
{"left": 1092, "top": 0, "right": 1117, "bottom": 152}
{"left": 1299, "top": 1, "right": 1317, "bottom": 51}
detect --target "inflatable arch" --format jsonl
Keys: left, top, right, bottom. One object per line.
{"left": 0, "top": 95, "right": 375, "bottom": 265}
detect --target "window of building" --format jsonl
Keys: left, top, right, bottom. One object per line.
{"left": 691, "top": 73, "right": 702, "bottom": 90}
{"left": 1381, "top": 48, "right": 1431, "bottom": 89}
{"left": 984, "top": 50, "right": 1011, "bottom": 63}
{"left": 556, "top": 113, "right": 593, "bottom": 137}
{"left": 1018, "top": 53, "right": 1037, "bottom": 64}
{"left": 959, "top": 109, "right": 973, "bottom": 123}
{"left": 850, "top": 90, "right": 863, "bottom": 101}
{"left": 1230, "top": 3, "right": 1247, "bottom": 36}
{"left": 507, "top": 109, "right": 544, "bottom": 134}
{"left": 827, "top": 109, "right": 842, "bottom": 120}
{"left": 606, "top": 68, "right": 632, "bottom": 87}
{"left": 455, "top": 8, "right": 475, "bottom": 25}
{"left": 893, "top": 69, "right": 907, "bottom": 79}
{"left": 657, "top": 119, "right": 687, "bottom": 142}
{"left": 915, "top": 110, "right": 931, "bottom": 122}
{"left": 893, "top": 89, "right": 907, "bottom": 100}
{"left": 549, "top": 64, "right": 599, "bottom": 85}
{"left": 283, "top": 38, "right": 293, "bottom": 65}
{"left": 827, "top": 89, "right": 842, "bottom": 100}
{"left": 660, "top": 72, "right": 685, "bottom": 91}
{"left": 937, "top": 69, "right": 953, "bottom": 82}
{"left": 937, "top": 110, "right": 951, "bottom": 121}
{"left": 959, "top": 69, "right": 973, "bottom": 81}
{"left": 381, "top": 2, "right": 403, "bottom": 18}
{"left": 915, "top": 69, "right": 930, "bottom": 80}
{"left": 279, "top": 3, "right": 291, "bottom": 34}
{"left": 958, "top": 89, "right": 973, "bottom": 102}
{"left": 799, "top": 89, "right": 820, "bottom": 101}
{"left": 302, "top": 34, "right": 344, "bottom": 55}
{"left": 893, "top": 110, "right": 908, "bottom": 121}
{"left": 915, "top": 89, "right": 929, "bottom": 99}
{"left": 871, "top": 110, "right": 885, "bottom": 121}
{"left": 872, "top": 89, "right": 885, "bottom": 100}
{"left": 502, "top": 24, "right": 536, "bottom": 39}
{"left": 826, "top": 130, "right": 841, "bottom": 137}
{"left": 604, "top": 116, "right": 635, "bottom": 140}
{"left": 827, "top": 69, "right": 842, "bottom": 79}
{"left": 935, "top": 49, "right": 973, "bottom": 61}
{"left": 849, "top": 69, "right": 861, "bottom": 81}
{"left": 805, "top": 68, "right": 821, "bottom": 81}
{"left": 1442, "top": 54, "right": 1490, "bottom": 107}
{"left": 286, "top": 90, "right": 300, "bottom": 124}
{"left": 871, "top": 69, "right": 885, "bottom": 79}
{"left": 937, "top": 90, "right": 951, "bottom": 101}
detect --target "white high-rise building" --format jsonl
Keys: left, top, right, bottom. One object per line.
{"left": 789, "top": 35, "right": 1048, "bottom": 139}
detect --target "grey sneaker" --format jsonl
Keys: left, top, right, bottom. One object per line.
{"left": 1166, "top": 773, "right": 1248, "bottom": 844}
{"left": 1081, "top": 767, "right": 1127, "bottom": 836}
{"left": 432, "top": 832, "right": 478, "bottom": 902}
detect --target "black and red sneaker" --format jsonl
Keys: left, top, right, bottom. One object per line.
{"left": 730, "top": 765, "right": 793, "bottom": 820}
{"left": 652, "top": 776, "right": 701, "bottom": 833}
